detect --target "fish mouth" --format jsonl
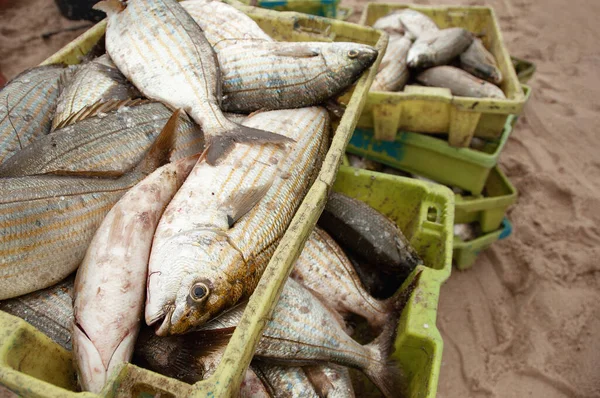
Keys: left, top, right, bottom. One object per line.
{"left": 147, "top": 306, "right": 174, "bottom": 336}
{"left": 359, "top": 47, "right": 379, "bottom": 66}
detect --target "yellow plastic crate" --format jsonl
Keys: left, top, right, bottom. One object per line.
{"left": 358, "top": 3, "right": 527, "bottom": 146}
{"left": 0, "top": 4, "right": 387, "bottom": 398}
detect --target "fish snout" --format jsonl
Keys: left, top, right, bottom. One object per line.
{"left": 146, "top": 305, "right": 174, "bottom": 336}
{"left": 357, "top": 46, "right": 379, "bottom": 67}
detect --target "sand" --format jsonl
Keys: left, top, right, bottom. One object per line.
{"left": 1, "top": 0, "right": 600, "bottom": 397}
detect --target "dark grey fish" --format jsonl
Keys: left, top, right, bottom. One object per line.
{"left": 459, "top": 38, "right": 503, "bottom": 84}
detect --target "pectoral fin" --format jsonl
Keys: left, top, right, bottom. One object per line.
{"left": 273, "top": 46, "right": 320, "bottom": 58}
{"left": 225, "top": 178, "right": 276, "bottom": 227}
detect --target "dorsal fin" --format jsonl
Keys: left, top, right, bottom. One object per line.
{"left": 53, "top": 98, "right": 151, "bottom": 129}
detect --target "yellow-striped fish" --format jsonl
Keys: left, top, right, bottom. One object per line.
{"left": 95, "top": 0, "right": 291, "bottom": 164}
{"left": 145, "top": 107, "right": 329, "bottom": 335}
{"left": 371, "top": 35, "right": 411, "bottom": 92}
{"left": 252, "top": 364, "right": 319, "bottom": 398}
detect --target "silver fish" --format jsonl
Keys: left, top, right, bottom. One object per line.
{"left": 396, "top": 9, "right": 439, "bottom": 40}
{"left": 252, "top": 363, "right": 318, "bottom": 398}
{"left": 416, "top": 66, "right": 506, "bottom": 98}
{"left": 407, "top": 27, "right": 473, "bottom": 69}
{"left": 96, "top": 0, "right": 290, "bottom": 165}
{"left": 370, "top": 35, "right": 411, "bottom": 92}
{"left": 460, "top": 38, "right": 503, "bottom": 84}
{"left": 372, "top": 11, "right": 406, "bottom": 36}
{"left": 454, "top": 223, "right": 478, "bottom": 241}
{"left": 304, "top": 365, "right": 355, "bottom": 398}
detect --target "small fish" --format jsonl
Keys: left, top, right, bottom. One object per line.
{"left": 252, "top": 363, "right": 318, "bottom": 398}
{"left": 197, "top": 278, "right": 405, "bottom": 398}
{"left": 0, "top": 275, "right": 74, "bottom": 351}
{"left": 416, "top": 66, "right": 506, "bottom": 99}
{"left": 73, "top": 143, "right": 198, "bottom": 392}
{"left": 318, "top": 192, "right": 422, "bottom": 286}
{"left": 372, "top": 11, "right": 406, "bottom": 36}
{"left": 396, "top": 9, "right": 439, "bottom": 40}
{"left": 304, "top": 365, "right": 355, "bottom": 398}
{"left": 370, "top": 35, "right": 411, "bottom": 92}
{"left": 52, "top": 54, "right": 140, "bottom": 130}
{"left": 291, "top": 227, "right": 392, "bottom": 332}
{"left": 407, "top": 27, "right": 473, "bottom": 69}
{"left": 96, "top": 0, "right": 290, "bottom": 165}
{"left": 0, "top": 102, "right": 204, "bottom": 178}
{"left": 0, "top": 65, "right": 71, "bottom": 165}
{"left": 0, "top": 113, "right": 176, "bottom": 300}
{"left": 459, "top": 38, "right": 503, "bottom": 84}
{"left": 146, "top": 107, "right": 330, "bottom": 335}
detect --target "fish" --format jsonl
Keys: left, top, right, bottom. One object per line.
{"left": 304, "top": 365, "right": 355, "bottom": 398}
{"left": 347, "top": 154, "right": 384, "bottom": 171}
{"left": 372, "top": 11, "right": 406, "bottom": 36}
{"left": 0, "top": 65, "right": 71, "bottom": 165}
{"left": 145, "top": 107, "right": 329, "bottom": 334}
{"left": 370, "top": 35, "right": 411, "bottom": 92}
{"left": 396, "top": 9, "right": 439, "bottom": 40}
{"left": 454, "top": 223, "right": 478, "bottom": 241}
{"left": 416, "top": 66, "right": 506, "bottom": 99}
{"left": 318, "top": 192, "right": 422, "bottom": 286}
{"left": 0, "top": 102, "right": 204, "bottom": 178}
{"left": 95, "top": 0, "right": 291, "bottom": 165}
{"left": 252, "top": 363, "right": 319, "bottom": 398}
{"left": 291, "top": 227, "right": 392, "bottom": 332}
{"left": 180, "top": 0, "right": 272, "bottom": 51}
{"left": 459, "top": 38, "right": 503, "bottom": 84}
{"left": 197, "top": 278, "right": 405, "bottom": 398}
{"left": 73, "top": 147, "right": 199, "bottom": 393}
{"left": 217, "top": 41, "right": 378, "bottom": 113}
{"left": 52, "top": 54, "right": 141, "bottom": 130}
{"left": 0, "top": 275, "right": 74, "bottom": 351}
{"left": 407, "top": 27, "right": 473, "bottom": 69}
{"left": 0, "top": 112, "right": 176, "bottom": 300}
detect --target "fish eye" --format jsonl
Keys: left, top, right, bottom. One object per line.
{"left": 190, "top": 282, "right": 209, "bottom": 302}
{"left": 348, "top": 49, "right": 359, "bottom": 59}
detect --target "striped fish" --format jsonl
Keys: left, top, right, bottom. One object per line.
{"left": 252, "top": 363, "right": 319, "bottom": 398}
{"left": 371, "top": 35, "right": 411, "bottom": 92}
{"left": 218, "top": 41, "right": 379, "bottom": 113}
{"left": 52, "top": 54, "right": 140, "bottom": 130}
{"left": 197, "top": 278, "right": 403, "bottom": 398}
{"left": 0, "top": 275, "right": 74, "bottom": 351}
{"left": 0, "top": 102, "right": 204, "bottom": 178}
{"left": 304, "top": 365, "right": 356, "bottom": 398}
{"left": 291, "top": 227, "right": 391, "bottom": 332}
{"left": 0, "top": 65, "right": 71, "bottom": 165}
{"left": 95, "top": 0, "right": 291, "bottom": 164}
{"left": 0, "top": 115, "right": 176, "bottom": 300}
{"left": 145, "top": 107, "right": 329, "bottom": 335}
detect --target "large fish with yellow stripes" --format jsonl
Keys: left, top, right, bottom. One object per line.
{"left": 95, "top": 0, "right": 292, "bottom": 165}
{"left": 145, "top": 107, "right": 329, "bottom": 335}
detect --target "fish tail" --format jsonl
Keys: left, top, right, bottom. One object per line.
{"left": 364, "top": 271, "right": 423, "bottom": 398}
{"left": 135, "top": 109, "right": 181, "bottom": 174}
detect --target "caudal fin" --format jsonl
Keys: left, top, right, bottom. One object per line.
{"left": 363, "top": 270, "right": 422, "bottom": 398}
{"left": 205, "top": 123, "right": 294, "bottom": 165}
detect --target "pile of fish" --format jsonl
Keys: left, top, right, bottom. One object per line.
{"left": 370, "top": 8, "right": 506, "bottom": 99}
{"left": 0, "top": 0, "right": 445, "bottom": 395}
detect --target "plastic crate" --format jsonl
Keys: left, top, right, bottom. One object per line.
{"left": 455, "top": 166, "right": 517, "bottom": 233}
{"left": 511, "top": 56, "right": 536, "bottom": 84}
{"left": 347, "top": 85, "right": 530, "bottom": 195}
{"left": 238, "top": 0, "right": 340, "bottom": 18}
{"left": 453, "top": 218, "right": 512, "bottom": 270}
{"left": 358, "top": 3, "right": 527, "bottom": 146}
{"left": 0, "top": 4, "right": 388, "bottom": 398}
{"left": 333, "top": 165, "right": 454, "bottom": 398}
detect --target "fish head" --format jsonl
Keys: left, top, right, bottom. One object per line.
{"left": 322, "top": 43, "right": 379, "bottom": 85}
{"left": 146, "top": 234, "right": 244, "bottom": 335}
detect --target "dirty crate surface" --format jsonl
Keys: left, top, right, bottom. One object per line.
{"left": 453, "top": 218, "right": 512, "bottom": 270}
{"left": 333, "top": 165, "right": 454, "bottom": 398}
{"left": 238, "top": 0, "right": 340, "bottom": 18}
{"left": 358, "top": 3, "right": 527, "bottom": 146}
{"left": 0, "top": 4, "right": 387, "bottom": 398}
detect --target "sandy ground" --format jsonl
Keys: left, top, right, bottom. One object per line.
{"left": 1, "top": 0, "right": 600, "bottom": 397}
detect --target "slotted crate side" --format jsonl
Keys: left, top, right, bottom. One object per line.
{"left": 453, "top": 218, "right": 512, "bottom": 270}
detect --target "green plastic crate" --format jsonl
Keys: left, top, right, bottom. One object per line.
{"left": 511, "top": 56, "right": 536, "bottom": 84}
{"left": 358, "top": 3, "right": 527, "bottom": 146}
{"left": 238, "top": 0, "right": 340, "bottom": 18}
{"left": 455, "top": 166, "right": 517, "bottom": 233}
{"left": 333, "top": 165, "right": 454, "bottom": 398}
{"left": 453, "top": 218, "right": 512, "bottom": 270}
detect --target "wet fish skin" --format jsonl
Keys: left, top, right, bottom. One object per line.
{"left": 372, "top": 11, "right": 406, "bottom": 36}
{"left": 396, "top": 9, "right": 439, "bottom": 40}
{"left": 52, "top": 54, "right": 140, "bottom": 130}
{"left": 318, "top": 191, "right": 422, "bottom": 286}
{"left": 304, "top": 365, "right": 355, "bottom": 398}
{"left": 370, "top": 35, "right": 411, "bottom": 92}
{"left": 0, "top": 115, "right": 175, "bottom": 300}
{"left": 0, "top": 276, "right": 74, "bottom": 351}
{"left": 460, "top": 38, "right": 503, "bottom": 84}
{"left": 416, "top": 66, "right": 506, "bottom": 99}
{"left": 407, "top": 27, "right": 473, "bottom": 69}
{"left": 0, "top": 102, "right": 204, "bottom": 178}
{"left": 146, "top": 107, "right": 329, "bottom": 335}
{"left": 0, "top": 65, "right": 69, "bottom": 165}
{"left": 219, "top": 41, "right": 378, "bottom": 113}
{"left": 253, "top": 363, "right": 318, "bottom": 398}
{"left": 96, "top": 0, "right": 289, "bottom": 164}
{"left": 73, "top": 148, "right": 197, "bottom": 393}
{"left": 291, "top": 227, "right": 391, "bottom": 331}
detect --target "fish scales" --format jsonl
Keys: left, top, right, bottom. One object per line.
{"left": 304, "top": 365, "right": 355, "bottom": 398}
{"left": 0, "top": 65, "right": 67, "bottom": 165}
{"left": 371, "top": 35, "right": 411, "bottom": 92}
{"left": 252, "top": 363, "right": 319, "bottom": 398}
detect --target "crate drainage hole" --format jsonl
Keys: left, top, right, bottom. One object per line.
{"left": 427, "top": 206, "right": 440, "bottom": 223}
